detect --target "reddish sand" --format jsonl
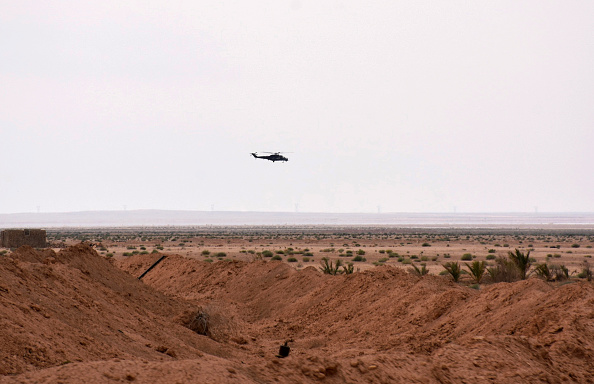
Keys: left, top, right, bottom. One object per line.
{"left": 1, "top": 244, "right": 593, "bottom": 383}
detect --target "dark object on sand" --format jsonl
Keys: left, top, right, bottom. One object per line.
{"left": 277, "top": 341, "right": 290, "bottom": 358}
{"left": 138, "top": 255, "right": 167, "bottom": 280}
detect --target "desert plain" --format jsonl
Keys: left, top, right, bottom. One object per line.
{"left": 1, "top": 226, "right": 593, "bottom": 383}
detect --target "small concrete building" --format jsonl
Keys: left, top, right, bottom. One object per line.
{"left": 0, "top": 229, "right": 47, "bottom": 248}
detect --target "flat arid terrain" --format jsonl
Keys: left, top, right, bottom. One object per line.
{"left": 1, "top": 226, "right": 593, "bottom": 383}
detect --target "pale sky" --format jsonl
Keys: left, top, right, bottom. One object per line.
{"left": 1, "top": 1, "right": 593, "bottom": 214}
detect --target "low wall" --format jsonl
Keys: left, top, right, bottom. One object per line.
{"left": 1, "top": 229, "right": 47, "bottom": 248}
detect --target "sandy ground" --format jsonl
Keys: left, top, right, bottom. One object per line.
{"left": 1, "top": 229, "right": 593, "bottom": 383}
{"left": 91, "top": 229, "right": 594, "bottom": 276}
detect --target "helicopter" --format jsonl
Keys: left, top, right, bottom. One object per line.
{"left": 251, "top": 152, "right": 289, "bottom": 162}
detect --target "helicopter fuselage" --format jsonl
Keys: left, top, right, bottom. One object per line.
{"left": 251, "top": 153, "right": 288, "bottom": 162}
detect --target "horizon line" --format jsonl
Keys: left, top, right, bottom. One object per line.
{"left": 2, "top": 209, "right": 594, "bottom": 215}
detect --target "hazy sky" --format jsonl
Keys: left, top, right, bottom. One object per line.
{"left": 1, "top": 1, "right": 593, "bottom": 214}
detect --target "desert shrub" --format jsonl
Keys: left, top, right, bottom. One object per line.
{"left": 140, "top": 251, "right": 149, "bottom": 255}
{"left": 551, "top": 264, "right": 569, "bottom": 281}
{"left": 488, "top": 249, "right": 496, "bottom": 254}
{"left": 534, "top": 263, "right": 552, "bottom": 281}
{"left": 271, "top": 255, "right": 282, "bottom": 261}
{"left": 342, "top": 263, "right": 355, "bottom": 274}
{"left": 275, "top": 250, "right": 285, "bottom": 255}
{"left": 262, "top": 250, "right": 273, "bottom": 258}
{"left": 106, "top": 253, "right": 114, "bottom": 257}
{"left": 123, "top": 252, "right": 133, "bottom": 256}
{"left": 378, "top": 257, "right": 389, "bottom": 263}
{"left": 352, "top": 255, "right": 366, "bottom": 262}
{"left": 487, "top": 257, "right": 520, "bottom": 283}
{"left": 442, "top": 262, "right": 465, "bottom": 282}
{"left": 422, "top": 242, "right": 431, "bottom": 247}
{"left": 185, "top": 309, "right": 210, "bottom": 335}
{"left": 508, "top": 249, "right": 532, "bottom": 280}
{"left": 461, "top": 253, "right": 473, "bottom": 261}
{"left": 319, "top": 258, "right": 343, "bottom": 275}
{"left": 402, "top": 258, "right": 412, "bottom": 264}
{"left": 287, "top": 257, "right": 298, "bottom": 262}
{"left": 204, "top": 259, "right": 213, "bottom": 263}
{"left": 571, "top": 244, "right": 580, "bottom": 248}
{"left": 302, "top": 257, "right": 310, "bottom": 262}
{"left": 201, "top": 250, "right": 211, "bottom": 256}
{"left": 409, "top": 263, "right": 429, "bottom": 276}
{"left": 577, "top": 261, "right": 592, "bottom": 281}
{"left": 357, "top": 249, "right": 366, "bottom": 255}
{"left": 303, "top": 252, "right": 314, "bottom": 257}
{"left": 465, "top": 261, "right": 486, "bottom": 284}
{"left": 379, "top": 249, "right": 386, "bottom": 254}
{"left": 486, "top": 254, "right": 496, "bottom": 260}
{"left": 215, "top": 252, "right": 227, "bottom": 257}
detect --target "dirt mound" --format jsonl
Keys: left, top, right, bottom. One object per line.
{"left": 2, "top": 247, "right": 593, "bottom": 383}
{"left": 119, "top": 254, "right": 594, "bottom": 383}
{"left": 0, "top": 245, "right": 233, "bottom": 376}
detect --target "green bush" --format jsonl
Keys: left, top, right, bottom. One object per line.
{"left": 287, "top": 257, "right": 298, "bottom": 262}
{"left": 461, "top": 253, "right": 472, "bottom": 261}
{"left": 465, "top": 261, "right": 486, "bottom": 284}
{"left": 409, "top": 264, "right": 429, "bottom": 276}
{"left": 487, "top": 257, "right": 520, "bottom": 283}
{"left": 262, "top": 250, "right": 274, "bottom": 258}
{"left": 508, "top": 249, "right": 532, "bottom": 280}
{"left": 352, "top": 255, "right": 366, "bottom": 262}
{"left": 271, "top": 255, "right": 282, "bottom": 261}
{"left": 319, "top": 258, "right": 343, "bottom": 275}
{"left": 442, "top": 262, "right": 465, "bottom": 282}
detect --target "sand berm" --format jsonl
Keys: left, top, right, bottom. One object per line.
{"left": 1, "top": 244, "right": 593, "bottom": 383}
